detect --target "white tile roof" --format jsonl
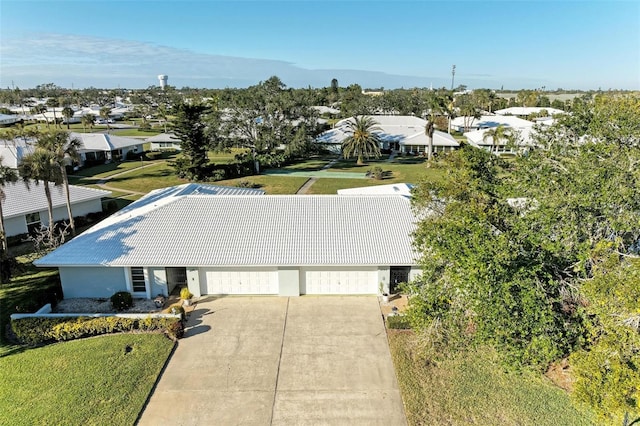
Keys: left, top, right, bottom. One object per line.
{"left": 145, "top": 133, "right": 181, "bottom": 143}
{"left": 35, "top": 193, "right": 417, "bottom": 268}
{"left": 450, "top": 115, "right": 534, "bottom": 129}
{"left": 317, "top": 115, "right": 459, "bottom": 148}
{"left": 337, "top": 183, "right": 414, "bottom": 197}
{"left": 2, "top": 181, "right": 111, "bottom": 219}
{"left": 463, "top": 127, "right": 537, "bottom": 147}
{"left": 70, "top": 132, "right": 143, "bottom": 151}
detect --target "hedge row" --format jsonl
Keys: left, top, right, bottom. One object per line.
{"left": 11, "top": 316, "right": 183, "bottom": 345}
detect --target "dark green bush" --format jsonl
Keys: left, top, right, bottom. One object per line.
{"left": 387, "top": 315, "right": 411, "bottom": 330}
{"left": 169, "top": 304, "right": 186, "bottom": 321}
{"left": 11, "top": 316, "right": 182, "bottom": 345}
{"left": 110, "top": 291, "right": 133, "bottom": 311}
{"left": 145, "top": 151, "right": 163, "bottom": 160}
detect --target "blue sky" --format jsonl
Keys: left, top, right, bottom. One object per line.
{"left": 1, "top": 1, "right": 638, "bottom": 90}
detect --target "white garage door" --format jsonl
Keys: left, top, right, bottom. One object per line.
{"left": 301, "top": 267, "right": 378, "bottom": 295}
{"left": 203, "top": 268, "right": 278, "bottom": 295}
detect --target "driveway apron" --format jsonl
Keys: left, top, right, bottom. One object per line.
{"left": 138, "top": 296, "right": 406, "bottom": 426}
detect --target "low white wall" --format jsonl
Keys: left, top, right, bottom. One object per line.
{"left": 11, "top": 303, "right": 180, "bottom": 320}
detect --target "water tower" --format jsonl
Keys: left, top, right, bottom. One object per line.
{"left": 158, "top": 74, "right": 168, "bottom": 90}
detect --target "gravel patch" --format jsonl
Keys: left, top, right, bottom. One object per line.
{"left": 54, "top": 298, "right": 162, "bottom": 314}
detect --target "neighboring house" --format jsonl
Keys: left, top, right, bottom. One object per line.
{"left": 463, "top": 126, "right": 537, "bottom": 154}
{"left": 146, "top": 133, "right": 182, "bottom": 151}
{"left": 316, "top": 115, "right": 459, "bottom": 155}
{"left": 35, "top": 184, "right": 419, "bottom": 299}
{"left": 0, "top": 138, "right": 35, "bottom": 168}
{"left": 0, "top": 114, "right": 23, "bottom": 126}
{"left": 1, "top": 181, "right": 111, "bottom": 237}
{"left": 450, "top": 115, "right": 535, "bottom": 133}
{"left": 494, "top": 107, "right": 566, "bottom": 117}
{"left": 337, "top": 183, "right": 414, "bottom": 198}
{"left": 70, "top": 132, "right": 144, "bottom": 165}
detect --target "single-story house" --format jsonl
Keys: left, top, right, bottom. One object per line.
{"left": 463, "top": 126, "right": 537, "bottom": 154}
{"left": 450, "top": 115, "right": 534, "bottom": 133}
{"left": 34, "top": 183, "right": 419, "bottom": 299}
{"left": 337, "top": 183, "right": 414, "bottom": 198}
{"left": 1, "top": 181, "right": 111, "bottom": 237}
{"left": 316, "top": 115, "right": 459, "bottom": 155}
{"left": 70, "top": 132, "right": 144, "bottom": 165}
{"left": 0, "top": 138, "right": 35, "bottom": 168}
{"left": 0, "top": 113, "right": 23, "bottom": 126}
{"left": 146, "top": 133, "right": 182, "bottom": 151}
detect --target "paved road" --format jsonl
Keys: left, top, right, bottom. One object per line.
{"left": 138, "top": 296, "right": 406, "bottom": 426}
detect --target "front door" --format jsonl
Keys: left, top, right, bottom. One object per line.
{"left": 389, "top": 266, "right": 410, "bottom": 293}
{"left": 166, "top": 267, "right": 187, "bottom": 294}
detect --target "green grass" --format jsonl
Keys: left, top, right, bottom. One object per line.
{"left": 216, "top": 175, "right": 309, "bottom": 194}
{"left": 0, "top": 258, "right": 61, "bottom": 355}
{"left": 388, "top": 332, "right": 595, "bottom": 425}
{"left": 106, "top": 162, "right": 186, "bottom": 193}
{"left": 307, "top": 178, "right": 382, "bottom": 194}
{"left": 0, "top": 333, "right": 174, "bottom": 425}
{"left": 111, "top": 128, "right": 161, "bottom": 137}
{"left": 70, "top": 161, "right": 156, "bottom": 179}
{"left": 328, "top": 156, "right": 444, "bottom": 184}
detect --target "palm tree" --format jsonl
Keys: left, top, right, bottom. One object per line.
{"left": 341, "top": 116, "right": 382, "bottom": 165}
{"left": 36, "top": 130, "right": 83, "bottom": 236}
{"left": 61, "top": 107, "right": 74, "bottom": 130}
{"left": 31, "top": 104, "right": 49, "bottom": 128}
{"left": 425, "top": 120, "right": 435, "bottom": 162}
{"left": 81, "top": 113, "right": 95, "bottom": 132}
{"left": 46, "top": 97, "right": 60, "bottom": 128}
{"left": 483, "top": 125, "right": 516, "bottom": 154}
{"left": 18, "top": 150, "right": 62, "bottom": 241}
{"left": 0, "top": 158, "right": 18, "bottom": 257}
{"left": 99, "top": 106, "right": 112, "bottom": 131}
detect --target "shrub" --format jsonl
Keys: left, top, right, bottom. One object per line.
{"left": 180, "top": 287, "right": 193, "bottom": 300}
{"left": 11, "top": 316, "right": 182, "bottom": 345}
{"left": 145, "top": 151, "right": 163, "bottom": 160}
{"left": 110, "top": 291, "right": 133, "bottom": 311}
{"left": 235, "top": 179, "right": 259, "bottom": 189}
{"left": 210, "top": 169, "right": 226, "bottom": 181}
{"left": 368, "top": 166, "right": 384, "bottom": 180}
{"left": 387, "top": 315, "right": 411, "bottom": 330}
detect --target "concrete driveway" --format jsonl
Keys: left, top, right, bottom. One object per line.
{"left": 138, "top": 296, "right": 406, "bottom": 426}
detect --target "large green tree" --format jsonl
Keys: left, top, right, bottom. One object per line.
{"left": 171, "top": 102, "right": 211, "bottom": 180}
{"left": 341, "top": 116, "right": 382, "bottom": 165}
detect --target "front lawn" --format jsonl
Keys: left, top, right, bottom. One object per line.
{"left": 216, "top": 175, "right": 310, "bottom": 194}
{"left": 106, "top": 162, "right": 186, "bottom": 193}
{"left": 0, "top": 334, "right": 174, "bottom": 425}
{"left": 389, "top": 332, "right": 594, "bottom": 425}
{"left": 328, "top": 157, "right": 444, "bottom": 184}
{"left": 0, "top": 258, "right": 60, "bottom": 355}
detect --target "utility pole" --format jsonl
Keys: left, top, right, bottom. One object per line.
{"left": 451, "top": 65, "right": 456, "bottom": 91}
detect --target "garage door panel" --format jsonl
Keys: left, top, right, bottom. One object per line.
{"left": 301, "top": 268, "right": 377, "bottom": 295}
{"left": 204, "top": 268, "right": 278, "bottom": 295}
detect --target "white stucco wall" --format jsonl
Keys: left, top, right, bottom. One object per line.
{"left": 278, "top": 268, "right": 299, "bottom": 296}
{"left": 59, "top": 266, "right": 128, "bottom": 298}
{"left": 149, "top": 267, "right": 168, "bottom": 297}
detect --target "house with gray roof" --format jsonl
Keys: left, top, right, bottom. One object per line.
{"left": 2, "top": 181, "right": 111, "bottom": 238}
{"left": 316, "top": 115, "right": 459, "bottom": 155}
{"left": 70, "top": 132, "right": 144, "bottom": 165}
{"left": 146, "top": 133, "right": 182, "bottom": 151}
{"left": 35, "top": 184, "right": 419, "bottom": 299}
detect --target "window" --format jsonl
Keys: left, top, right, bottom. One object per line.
{"left": 25, "top": 212, "right": 41, "bottom": 225}
{"left": 130, "top": 267, "right": 146, "bottom": 293}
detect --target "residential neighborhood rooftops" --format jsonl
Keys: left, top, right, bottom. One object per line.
{"left": 35, "top": 191, "right": 417, "bottom": 268}
{"left": 2, "top": 181, "right": 111, "bottom": 219}
{"left": 70, "top": 132, "right": 143, "bottom": 151}
{"left": 450, "top": 115, "right": 535, "bottom": 130}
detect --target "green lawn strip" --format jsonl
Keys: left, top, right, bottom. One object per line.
{"left": 111, "top": 128, "right": 161, "bottom": 137}
{"left": 0, "top": 259, "right": 60, "bottom": 354}
{"left": 71, "top": 161, "right": 154, "bottom": 179}
{"left": 105, "top": 163, "right": 186, "bottom": 193}
{"left": 388, "top": 332, "right": 595, "bottom": 425}
{"left": 307, "top": 178, "right": 382, "bottom": 194}
{"left": 216, "top": 175, "right": 309, "bottom": 194}
{"left": 0, "top": 334, "right": 174, "bottom": 425}
{"left": 327, "top": 158, "right": 443, "bottom": 184}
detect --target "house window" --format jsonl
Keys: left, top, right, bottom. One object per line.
{"left": 130, "top": 267, "right": 146, "bottom": 293}
{"left": 25, "top": 212, "right": 41, "bottom": 225}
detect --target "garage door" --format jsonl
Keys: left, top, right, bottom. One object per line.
{"left": 301, "top": 267, "right": 378, "bottom": 295}
{"left": 203, "top": 268, "right": 278, "bottom": 295}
